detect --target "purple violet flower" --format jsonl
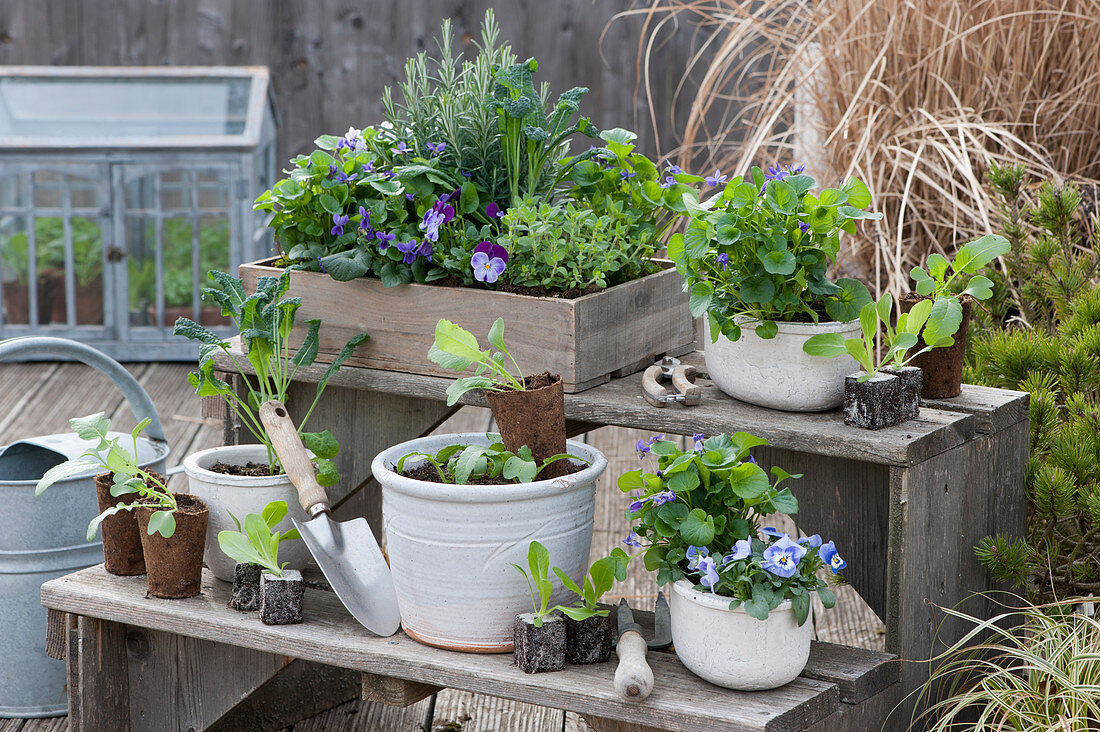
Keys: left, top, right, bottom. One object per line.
{"left": 390, "top": 141, "right": 410, "bottom": 155}
{"left": 405, "top": 192, "right": 415, "bottom": 201}
{"left": 358, "top": 206, "right": 371, "bottom": 232}
{"left": 693, "top": 432, "right": 705, "bottom": 452}
{"left": 486, "top": 202, "right": 504, "bottom": 219}
{"left": 335, "top": 170, "right": 356, "bottom": 184}
{"left": 651, "top": 490, "right": 676, "bottom": 507}
{"left": 628, "top": 493, "right": 647, "bottom": 513}
{"left": 426, "top": 141, "right": 446, "bottom": 156}
{"left": 664, "top": 160, "right": 682, "bottom": 175}
{"left": 415, "top": 239, "right": 433, "bottom": 260}
{"left": 327, "top": 164, "right": 338, "bottom": 178}
{"left": 717, "top": 253, "right": 729, "bottom": 271}
{"left": 648, "top": 434, "right": 666, "bottom": 445}
{"left": 660, "top": 175, "right": 676, "bottom": 189}
{"left": 460, "top": 170, "right": 472, "bottom": 178}
{"left": 791, "top": 163, "right": 806, "bottom": 174}
{"left": 316, "top": 256, "right": 326, "bottom": 274}
{"left": 395, "top": 238, "right": 419, "bottom": 264}
{"left": 330, "top": 213, "right": 349, "bottom": 237}
{"left": 819, "top": 541, "right": 847, "bottom": 574}
{"left": 623, "top": 530, "right": 643, "bottom": 548}
{"left": 696, "top": 555, "right": 720, "bottom": 591}
{"left": 382, "top": 170, "right": 396, "bottom": 180}
{"left": 419, "top": 200, "right": 455, "bottom": 242}
{"left": 762, "top": 535, "right": 807, "bottom": 578}
{"left": 705, "top": 169, "right": 728, "bottom": 187}
{"left": 362, "top": 160, "right": 375, "bottom": 174}
{"left": 799, "top": 222, "right": 810, "bottom": 233}
{"left": 765, "top": 164, "right": 789, "bottom": 182}
{"left": 375, "top": 230, "right": 395, "bottom": 250}
{"left": 620, "top": 169, "right": 636, "bottom": 181}
{"left": 634, "top": 439, "right": 650, "bottom": 458}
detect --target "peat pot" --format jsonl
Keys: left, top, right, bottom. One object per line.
{"left": 0, "top": 336, "right": 169, "bottom": 717}
{"left": 184, "top": 444, "right": 313, "bottom": 582}
{"left": 704, "top": 318, "right": 860, "bottom": 411}
{"left": 669, "top": 579, "right": 812, "bottom": 690}
{"left": 372, "top": 433, "right": 607, "bottom": 652}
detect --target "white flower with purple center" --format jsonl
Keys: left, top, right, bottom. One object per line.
{"left": 761, "top": 535, "right": 807, "bottom": 578}
{"left": 819, "top": 541, "right": 846, "bottom": 574}
{"left": 692, "top": 432, "right": 705, "bottom": 452}
{"left": 338, "top": 126, "right": 366, "bottom": 152}
{"left": 471, "top": 241, "right": 508, "bottom": 284}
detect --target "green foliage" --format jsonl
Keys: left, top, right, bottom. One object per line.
{"left": 427, "top": 318, "right": 526, "bottom": 405}
{"left": 35, "top": 413, "right": 176, "bottom": 540}
{"left": 967, "top": 166, "right": 1100, "bottom": 602}
{"left": 0, "top": 217, "right": 103, "bottom": 287}
{"left": 553, "top": 550, "right": 630, "bottom": 621}
{"left": 397, "top": 435, "right": 584, "bottom": 485}
{"left": 802, "top": 294, "right": 948, "bottom": 378}
{"left": 669, "top": 168, "right": 877, "bottom": 341}
{"left": 911, "top": 599, "right": 1100, "bottom": 731}
{"left": 128, "top": 219, "right": 228, "bottom": 310}
{"left": 216, "top": 500, "right": 302, "bottom": 576}
{"left": 510, "top": 540, "right": 556, "bottom": 627}
{"left": 173, "top": 270, "right": 366, "bottom": 486}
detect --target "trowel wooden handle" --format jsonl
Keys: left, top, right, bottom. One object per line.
{"left": 259, "top": 400, "right": 328, "bottom": 514}
{"left": 614, "top": 630, "right": 654, "bottom": 700}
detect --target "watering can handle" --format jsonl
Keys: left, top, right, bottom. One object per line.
{"left": 0, "top": 336, "right": 166, "bottom": 443}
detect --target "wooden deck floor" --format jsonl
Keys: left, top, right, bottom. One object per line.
{"left": 0, "top": 362, "right": 884, "bottom": 732}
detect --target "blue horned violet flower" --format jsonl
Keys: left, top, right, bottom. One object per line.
{"left": 415, "top": 239, "right": 433, "bottom": 260}
{"left": 696, "top": 555, "right": 720, "bottom": 591}
{"left": 330, "top": 213, "right": 349, "bottom": 237}
{"left": 334, "top": 169, "right": 356, "bottom": 184}
{"left": 761, "top": 526, "right": 784, "bottom": 538}
{"left": 765, "top": 164, "right": 789, "bottom": 182}
{"left": 723, "top": 539, "right": 751, "bottom": 563}
{"left": 798, "top": 534, "right": 822, "bottom": 548}
{"left": 705, "top": 169, "right": 728, "bottom": 187}
{"left": 620, "top": 169, "right": 636, "bottom": 181}
{"left": 420, "top": 199, "right": 455, "bottom": 242}
{"left": 471, "top": 241, "right": 508, "bottom": 284}
{"left": 686, "top": 545, "right": 709, "bottom": 570}
{"left": 623, "top": 530, "right": 643, "bottom": 548}
{"left": 819, "top": 541, "right": 846, "bottom": 574}
{"left": 426, "top": 141, "right": 446, "bottom": 156}
{"left": 762, "top": 535, "right": 807, "bottom": 578}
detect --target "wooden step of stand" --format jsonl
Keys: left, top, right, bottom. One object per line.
{"left": 43, "top": 566, "right": 900, "bottom": 732}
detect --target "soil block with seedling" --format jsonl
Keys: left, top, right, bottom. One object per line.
{"left": 565, "top": 613, "right": 613, "bottom": 665}
{"left": 844, "top": 372, "right": 903, "bottom": 430}
{"left": 513, "top": 613, "right": 565, "bottom": 673}
{"left": 260, "top": 569, "right": 304, "bottom": 625}
{"left": 230, "top": 562, "right": 262, "bottom": 611}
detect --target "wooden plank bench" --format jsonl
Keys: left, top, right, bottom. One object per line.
{"left": 42, "top": 566, "right": 901, "bottom": 732}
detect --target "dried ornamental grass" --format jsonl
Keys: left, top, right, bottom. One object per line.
{"left": 623, "top": 0, "right": 1100, "bottom": 295}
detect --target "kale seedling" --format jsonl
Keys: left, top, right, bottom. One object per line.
{"left": 428, "top": 317, "right": 527, "bottom": 405}
{"left": 35, "top": 413, "right": 178, "bottom": 539}
{"left": 511, "top": 541, "right": 558, "bottom": 627}
{"left": 553, "top": 550, "right": 630, "bottom": 621}
{"left": 216, "top": 500, "right": 302, "bottom": 576}
{"left": 398, "top": 435, "right": 583, "bottom": 485}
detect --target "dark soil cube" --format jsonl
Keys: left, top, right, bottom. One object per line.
{"left": 844, "top": 372, "right": 903, "bottom": 430}
{"left": 565, "top": 613, "right": 613, "bottom": 665}
{"left": 513, "top": 613, "right": 565, "bottom": 673}
{"left": 883, "top": 366, "right": 922, "bottom": 422}
{"left": 229, "top": 562, "right": 262, "bottom": 612}
{"left": 260, "top": 569, "right": 304, "bottom": 625}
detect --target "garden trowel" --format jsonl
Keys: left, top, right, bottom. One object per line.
{"left": 614, "top": 593, "right": 672, "bottom": 700}
{"left": 259, "top": 400, "right": 401, "bottom": 637}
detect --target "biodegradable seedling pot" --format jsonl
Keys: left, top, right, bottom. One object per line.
{"left": 883, "top": 366, "right": 922, "bottom": 422}
{"left": 900, "top": 293, "right": 973, "bottom": 398}
{"left": 260, "top": 569, "right": 304, "bottom": 625}
{"left": 93, "top": 472, "right": 153, "bottom": 576}
{"left": 135, "top": 493, "right": 208, "bottom": 599}
{"left": 844, "top": 372, "right": 903, "bottom": 430}
{"left": 513, "top": 614, "right": 565, "bottom": 673}
{"left": 485, "top": 372, "right": 568, "bottom": 479}
{"left": 565, "top": 613, "right": 613, "bottom": 665}
{"left": 229, "top": 562, "right": 262, "bottom": 612}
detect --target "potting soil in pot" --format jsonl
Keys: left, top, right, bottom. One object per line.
{"left": 136, "top": 493, "right": 208, "bottom": 599}
{"left": 208, "top": 461, "right": 275, "bottom": 477}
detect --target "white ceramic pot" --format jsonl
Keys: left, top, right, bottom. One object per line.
{"left": 183, "top": 444, "right": 313, "bottom": 582}
{"left": 669, "top": 579, "right": 812, "bottom": 690}
{"left": 704, "top": 317, "right": 860, "bottom": 411}
{"left": 372, "top": 433, "right": 607, "bottom": 653}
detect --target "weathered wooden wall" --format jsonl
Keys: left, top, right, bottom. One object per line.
{"left": 0, "top": 0, "right": 701, "bottom": 168}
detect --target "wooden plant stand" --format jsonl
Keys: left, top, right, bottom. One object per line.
{"left": 41, "top": 349, "right": 1027, "bottom": 731}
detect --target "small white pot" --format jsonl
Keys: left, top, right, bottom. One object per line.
{"left": 183, "top": 444, "right": 313, "bottom": 582}
{"left": 669, "top": 579, "right": 812, "bottom": 690}
{"left": 372, "top": 433, "right": 607, "bottom": 653}
{"left": 704, "top": 317, "right": 860, "bottom": 411}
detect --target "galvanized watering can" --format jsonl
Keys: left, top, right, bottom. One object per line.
{"left": 0, "top": 337, "right": 170, "bottom": 718}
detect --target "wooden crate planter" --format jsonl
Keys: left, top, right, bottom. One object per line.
{"left": 239, "top": 258, "right": 694, "bottom": 392}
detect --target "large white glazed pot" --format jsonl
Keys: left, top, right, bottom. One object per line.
{"left": 373, "top": 432, "right": 606, "bottom": 653}
{"left": 184, "top": 444, "right": 313, "bottom": 581}
{"left": 704, "top": 318, "right": 860, "bottom": 411}
{"left": 669, "top": 579, "right": 812, "bottom": 690}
